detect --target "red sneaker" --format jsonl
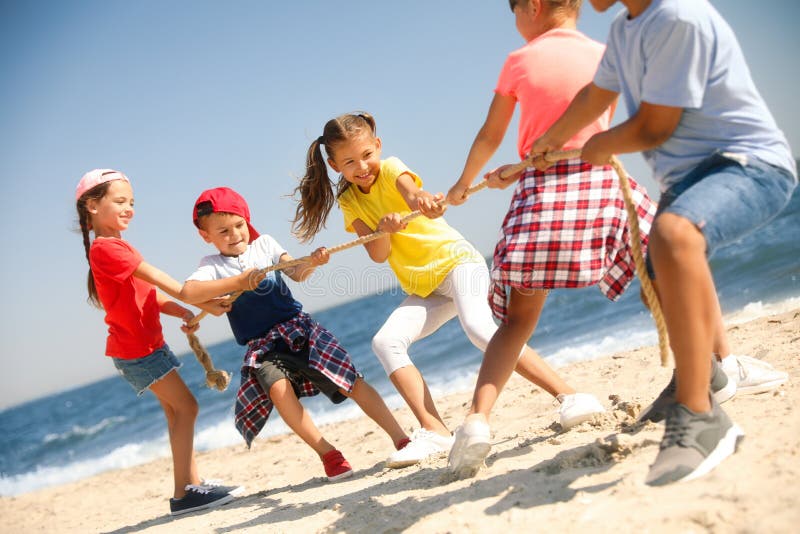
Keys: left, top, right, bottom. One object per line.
{"left": 321, "top": 450, "right": 353, "bottom": 482}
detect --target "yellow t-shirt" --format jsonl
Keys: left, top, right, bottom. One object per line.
{"left": 338, "top": 156, "right": 482, "bottom": 297}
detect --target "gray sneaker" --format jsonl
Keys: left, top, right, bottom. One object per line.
{"left": 638, "top": 357, "right": 736, "bottom": 424}
{"left": 645, "top": 398, "right": 744, "bottom": 486}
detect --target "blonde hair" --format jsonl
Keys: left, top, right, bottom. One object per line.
{"left": 76, "top": 182, "right": 112, "bottom": 308}
{"left": 292, "top": 112, "right": 378, "bottom": 242}
{"left": 509, "top": 0, "right": 582, "bottom": 16}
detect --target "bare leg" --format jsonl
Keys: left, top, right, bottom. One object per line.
{"left": 388, "top": 365, "right": 450, "bottom": 436}
{"left": 643, "top": 260, "right": 729, "bottom": 362}
{"left": 149, "top": 370, "right": 200, "bottom": 499}
{"left": 712, "top": 298, "right": 731, "bottom": 359}
{"left": 650, "top": 213, "right": 717, "bottom": 413}
{"left": 340, "top": 378, "right": 407, "bottom": 446}
{"left": 269, "top": 378, "right": 335, "bottom": 456}
{"left": 470, "top": 288, "right": 548, "bottom": 419}
{"left": 513, "top": 345, "right": 574, "bottom": 397}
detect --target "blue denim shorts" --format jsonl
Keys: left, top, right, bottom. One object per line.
{"left": 113, "top": 344, "right": 182, "bottom": 396}
{"left": 646, "top": 153, "right": 797, "bottom": 277}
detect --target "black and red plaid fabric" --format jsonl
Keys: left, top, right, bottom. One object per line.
{"left": 490, "top": 158, "right": 656, "bottom": 323}
{"left": 234, "top": 311, "right": 358, "bottom": 447}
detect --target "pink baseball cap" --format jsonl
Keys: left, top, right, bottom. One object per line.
{"left": 75, "top": 169, "right": 130, "bottom": 200}
{"left": 192, "top": 187, "right": 260, "bottom": 243}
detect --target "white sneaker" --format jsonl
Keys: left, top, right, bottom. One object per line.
{"left": 557, "top": 393, "right": 605, "bottom": 430}
{"left": 448, "top": 414, "right": 492, "bottom": 478}
{"left": 385, "top": 428, "right": 454, "bottom": 468}
{"left": 721, "top": 354, "right": 788, "bottom": 395}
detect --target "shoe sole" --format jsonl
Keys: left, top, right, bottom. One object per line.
{"left": 386, "top": 458, "right": 421, "bottom": 469}
{"left": 327, "top": 469, "right": 354, "bottom": 482}
{"left": 449, "top": 441, "right": 491, "bottom": 479}
{"left": 735, "top": 377, "right": 788, "bottom": 395}
{"left": 227, "top": 485, "right": 246, "bottom": 497}
{"left": 170, "top": 493, "right": 236, "bottom": 516}
{"left": 678, "top": 423, "right": 745, "bottom": 484}
{"left": 561, "top": 409, "right": 604, "bottom": 430}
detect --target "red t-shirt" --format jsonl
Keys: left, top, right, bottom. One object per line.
{"left": 89, "top": 238, "right": 165, "bottom": 359}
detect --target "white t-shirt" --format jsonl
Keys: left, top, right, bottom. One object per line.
{"left": 187, "top": 234, "right": 303, "bottom": 345}
{"left": 187, "top": 234, "right": 286, "bottom": 282}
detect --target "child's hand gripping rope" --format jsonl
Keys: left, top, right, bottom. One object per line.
{"left": 186, "top": 147, "right": 668, "bottom": 392}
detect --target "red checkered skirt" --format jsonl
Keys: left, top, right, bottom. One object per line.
{"left": 490, "top": 158, "right": 656, "bottom": 323}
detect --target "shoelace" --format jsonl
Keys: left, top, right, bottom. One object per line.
{"left": 660, "top": 409, "right": 690, "bottom": 450}
{"left": 736, "top": 360, "right": 748, "bottom": 381}
{"left": 185, "top": 484, "right": 212, "bottom": 494}
{"left": 412, "top": 428, "right": 437, "bottom": 440}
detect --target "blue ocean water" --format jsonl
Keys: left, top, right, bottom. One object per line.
{"left": 1, "top": 189, "right": 798, "bottom": 497}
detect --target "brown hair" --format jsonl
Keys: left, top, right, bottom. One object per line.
{"left": 292, "top": 112, "right": 377, "bottom": 242}
{"left": 76, "top": 182, "right": 112, "bottom": 308}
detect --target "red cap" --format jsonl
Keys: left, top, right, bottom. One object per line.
{"left": 192, "top": 187, "right": 260, "bottom": 243}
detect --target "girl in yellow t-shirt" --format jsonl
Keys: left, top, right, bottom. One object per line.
{"left": 292, "top": 112, "right": 604, "bottom": 468}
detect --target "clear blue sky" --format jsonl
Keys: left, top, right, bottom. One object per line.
{"left": 1, "top": 1, "right": 797, "bottom": 409}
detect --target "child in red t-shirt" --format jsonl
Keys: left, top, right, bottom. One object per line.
{"left": 75, "top": 169, "right": 241, "bottom": 516}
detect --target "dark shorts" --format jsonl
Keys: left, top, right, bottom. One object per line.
{"left": 254, "top": 340, "right": 347, "bottom": 404}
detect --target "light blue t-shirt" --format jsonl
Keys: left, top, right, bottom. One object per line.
{"left": 594, "top": 0, "right": 796, "bottom": 189}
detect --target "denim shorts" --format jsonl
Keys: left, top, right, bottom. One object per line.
{"left": 646, "top": 153, "right": 797, "bottom": 277}
{"left": 113, "top": 344, "right": 182, "bottom": 396}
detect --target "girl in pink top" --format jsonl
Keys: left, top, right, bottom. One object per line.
{"left": 75, "top": 169, "right": 241, "bottom": 515}
{"left": 445, "top": 0, "right": 656, "bottom": 477}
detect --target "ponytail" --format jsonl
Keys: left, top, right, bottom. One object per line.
{"left": 292, "top": 137, "right": 337, "bottom": 242}
{"left": 292, "top": 111, "right": 378, "bottom": 242}
{"left": 76, "top": 182, "right": 111, "bottom": 308}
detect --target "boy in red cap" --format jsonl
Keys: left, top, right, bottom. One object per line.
{"left": 180, "top": 187, "right": 412, "bottom": 481}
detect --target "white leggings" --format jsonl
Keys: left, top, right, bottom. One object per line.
{"left": 372, "top": 260, "right": 503, "bottom": 375}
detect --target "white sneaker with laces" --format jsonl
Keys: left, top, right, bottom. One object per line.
{"left": 448, "top": 414, "right": 492, "bottom": 478}
{"left": 557, "top": 392, "right": 605, "bottom": 430}
{"left": 385, "top": 428, "right": 454, "bottom": 468}
{"left": 720, "top": 354, "right": 788, "bottom": 395}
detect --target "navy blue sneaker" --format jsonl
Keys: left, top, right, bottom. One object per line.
{"left": 199, "top": 479, "right": 245, "bottom": 496}
{"left": 169, "top": 484, "right": 237, "bottom": 516}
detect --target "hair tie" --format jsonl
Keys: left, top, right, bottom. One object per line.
{"left": 317, "top": 135, "right": 324, "bottom": 145}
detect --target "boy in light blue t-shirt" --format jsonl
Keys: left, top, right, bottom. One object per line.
{"left": 531, "top": 0, "right": 797, "bottom": 486}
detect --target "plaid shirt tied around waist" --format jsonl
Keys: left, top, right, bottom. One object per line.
{"left": 234, "top": 311, "right": 357, "bottom": 447}
{"left": 490, "top": 158, "right": 656, "bottom": 322}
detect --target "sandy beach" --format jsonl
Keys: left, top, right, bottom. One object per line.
{"left": 2, "top": 309, "right": 798, "bottom": 533}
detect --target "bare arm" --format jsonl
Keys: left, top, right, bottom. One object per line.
{"left": 395, "top": 172, "right": 445, "bottom": 219}
{"left": 447, "top": 93, "right": 516, "bottom": 205}
{"left": 179, "top": 269, "right": 260, "bottom": 305}
{"left": 134, "top": 261, "right": 230, "bottom": 321}
{"left": 531, "top": 82, "right": 619, "bottom": 158}
{"left": 281, "top": 248, "right": 330, "bottom": 282}
{"left": 352, "top": 217, "right": 392, "bottom": 263}
{"left": 581, "top": 100, "right": 683, "bottom": 165}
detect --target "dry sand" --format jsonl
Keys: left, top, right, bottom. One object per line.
{"left": 2, "top": 309, "right": 798, "bottom": 533}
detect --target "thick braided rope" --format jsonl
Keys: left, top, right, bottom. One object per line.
{"left": 186, "top": 148, "right": 670, "bottom": 388}
{"left": 608, "top": 156, "right": 670, "bottom": 366}
{"left": 186, "top": 331, "right": 231, "bottom": 390}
